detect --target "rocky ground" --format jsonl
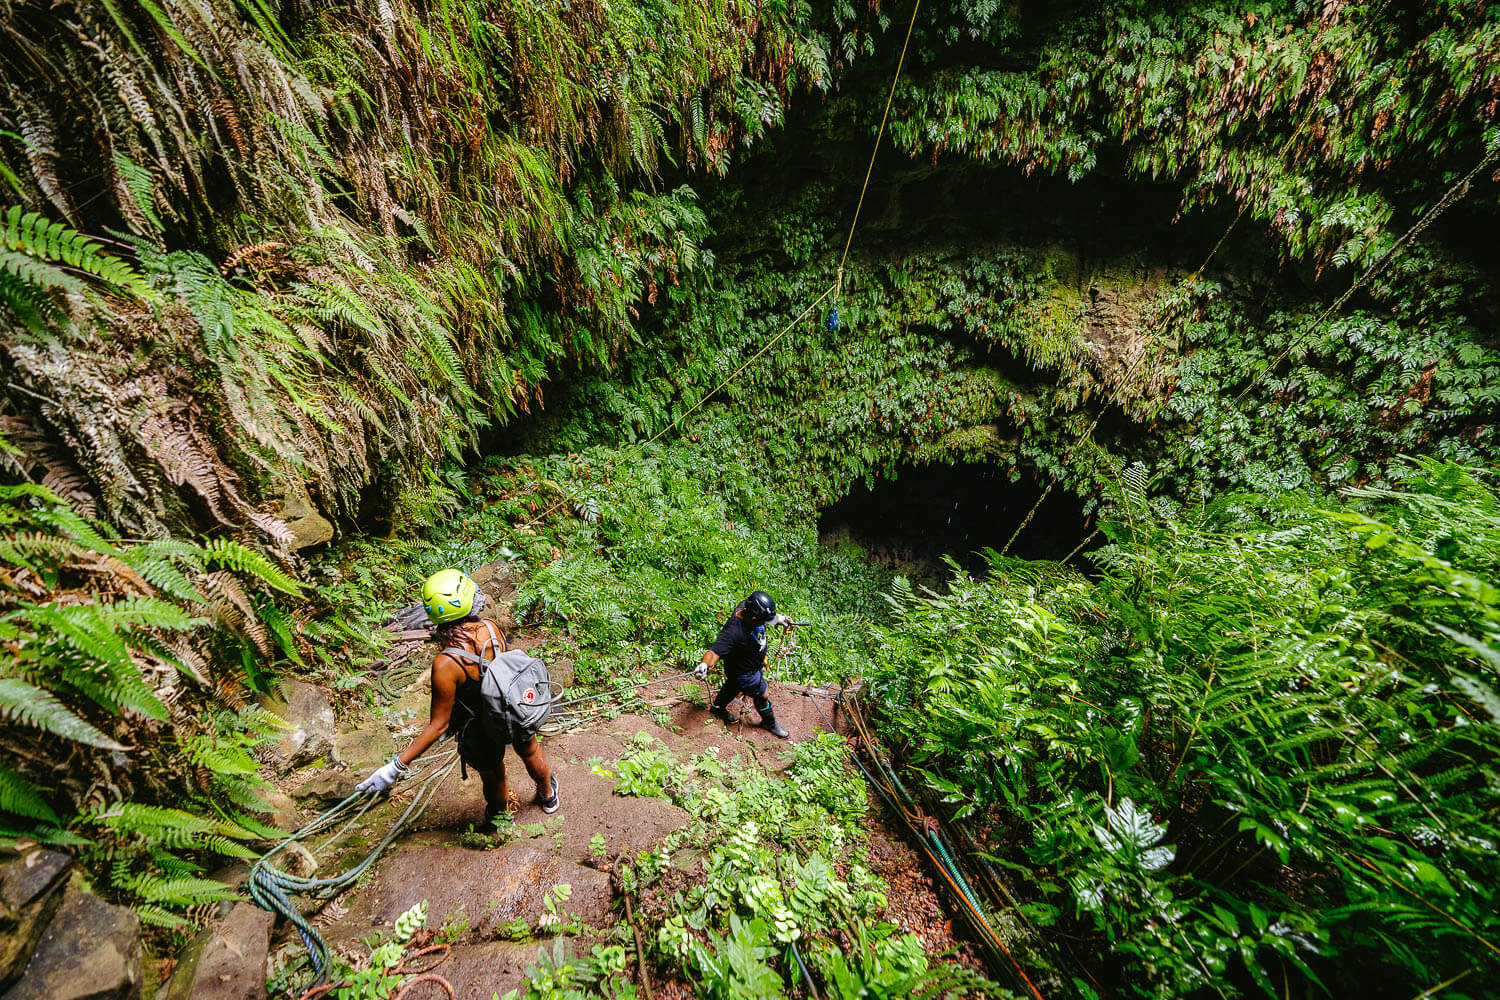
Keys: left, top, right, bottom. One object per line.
{"left": 0, "top": 562, "right": 977, "bottom": 1000}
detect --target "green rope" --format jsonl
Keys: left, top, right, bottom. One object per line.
{"left": 248, "top": 750, "right": 458, "bottom": 983}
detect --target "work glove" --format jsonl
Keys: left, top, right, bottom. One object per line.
{"left": 770, "top": 613, "right": 793, "bottom": 628}
{"left": 694, "top": 661, "right": 710, "bottom": 681}
{"left": 356, "top": 757, "right": 409, "bottom": 794}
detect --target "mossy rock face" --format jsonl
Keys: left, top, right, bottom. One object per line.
{"left": 258, "top": 681, "right": 337, "bottom": 776}
{"left": 0, "top": 849, "right": 72, "bottom": 991}
{"left": 271, "top": 483, "right": 336, "bottom": 551}
{"left": 2, "top": 881, "right": 142, "bottom": 1000}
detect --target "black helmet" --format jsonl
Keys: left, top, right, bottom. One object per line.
{"left": 741, "top": 591, "right": 776, "bottom": 625}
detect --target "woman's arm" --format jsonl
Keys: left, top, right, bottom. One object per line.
{"left": 397, "top": 659, "right": 458, "bottom": 767}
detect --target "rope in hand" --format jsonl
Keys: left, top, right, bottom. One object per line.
{"left": 249, "top": 750, "right": 459, "bottom": 984}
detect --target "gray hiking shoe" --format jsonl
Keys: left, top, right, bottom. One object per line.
{"left": 536, "top": 776, "right": 560, "bottom": 814}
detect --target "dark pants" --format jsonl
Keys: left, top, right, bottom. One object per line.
{"left": 714, "top": 669, "right": 768, "bottom": 709}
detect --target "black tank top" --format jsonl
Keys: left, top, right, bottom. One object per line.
{"left": 440, "top": 619, "right": 503, "bottom": 735}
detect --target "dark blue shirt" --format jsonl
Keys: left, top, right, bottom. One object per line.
{"left": 710, "top": 613, "right": 767, "bottom": 679}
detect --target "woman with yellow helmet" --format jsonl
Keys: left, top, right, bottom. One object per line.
{"left": 356, "top": 569, "right": 557, "bottom": 830}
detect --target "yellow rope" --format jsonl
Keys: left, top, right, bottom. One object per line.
{"left": 640, "top": 282, "right": 837, "bottom": 447}
{"left": 643, "top": 0, "right": 923, "bottom": 448}
{"left": 837, "top": 0, "right": 923, "bottom": 297}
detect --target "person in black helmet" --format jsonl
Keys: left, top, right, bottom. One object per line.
{"left": 694, "top": 590, "right": 791, "bottom": 739}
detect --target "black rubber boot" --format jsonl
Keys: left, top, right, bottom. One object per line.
{"left": 756, "top": 701, "right": 789, "bottom": 739}
{"left": 710, "top": 703, "right": 738, "bottom": 726}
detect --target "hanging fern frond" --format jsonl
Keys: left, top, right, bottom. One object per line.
{"left": 0, "top": 206, "right": 147, "bottom": 295}
{"left": 0, "top": 676, "right": 126, "bottom": 750}
{"left": 0, "top": 759, "right": 59, "bottom": 824}
{"left": 202, "top": 538, "right": 301, "bottom": 594}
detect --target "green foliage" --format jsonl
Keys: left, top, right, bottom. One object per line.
{"left": 0, "top": 0, "right": 831, "bottom": 543}
{"left": 501, "top": 938, "right": 640, "bottom": 1000}
{"left": 869, "top": 461, "right": 1500, "bottom": 997}
{"left": 687, "top": 914, "right": 785, "bottom": 999}
{"left": 608, "top": 734, "right": 680, "bottom": 799}
{"left": 812, "top": 917, "right": 1000, "bottom": 999}
{"left": 0, "top": 205, "right": 147, "bottom": 296}
{"left": 626, "top": 731, "right": 991, "bottom": 998}
{"left": 888, "top": 2, "right": 1499, "bottom": 266}
{"left": 492, "top": 444, "right": 888, "bottom": 686}
{"left": 306, "top": 902, "right": 431, "bottom": 1000}
{"left": 0, "top": 483, "right": 294, "bottom": 922}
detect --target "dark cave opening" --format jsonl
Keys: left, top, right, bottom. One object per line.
{"left": 817, "top": 463, "right": 1098, "bottom": 582}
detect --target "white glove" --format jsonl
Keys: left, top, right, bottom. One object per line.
{"left": 694, "top": 661, "right": 710, "bottom": 680}
{"left": 770, "top": 613, "right": 793, "bottom": 628}
{"left": 356, "top": 757, "right": 408, "bottom": 794}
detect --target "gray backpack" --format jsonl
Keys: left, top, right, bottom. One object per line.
{"left": 442, "top": 623, "right": 555, "bottom": 733}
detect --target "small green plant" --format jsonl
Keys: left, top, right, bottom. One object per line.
{"left": 501, "top": 939, "right": 640, "bottom": 1000}
{"left": 610, "top": 734, "right": 678, "bottom": 799}
{"left": 438, "top": 907, "right": 470, "bottom": 944}
{"left": 323, "top": 901, "right": 429, "bottom": 1000}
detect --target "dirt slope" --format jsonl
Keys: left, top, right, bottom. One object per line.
{"left": 283, "top": 679, "right": 889, "bottom": 998}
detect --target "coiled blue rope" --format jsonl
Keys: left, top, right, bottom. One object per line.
{"left": 247, "top": 751, "right": 459, "bottom": 983}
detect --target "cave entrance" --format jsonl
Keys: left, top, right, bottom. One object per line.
{"left": 817, "top": 463, "right": 1095, "bottom": 583}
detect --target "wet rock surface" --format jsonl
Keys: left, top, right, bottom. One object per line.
{"left": 163, "top": 903, "right": 274, "bottom": 1000}
{"left": 341, "top": 843, "right": 613, "bottom": 935}
{"left": 435, "top": 940, "right": 568, "bottom": 1000}
{"left": 259, "top": 680, "right": 336, "bottom": 774}
{"left": 2, "top": 884, "right": 142, "bottom": 1000}
{"left": 0, "top": 849, "right": 72, "bottom": 990}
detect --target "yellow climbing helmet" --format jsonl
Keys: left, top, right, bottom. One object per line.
{"left": 421, "top": 569, "right": 477, "bottom": 624}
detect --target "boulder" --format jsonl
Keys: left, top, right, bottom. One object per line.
{"left": 468, "top": 561, "right": 515, "bottom": 601}
{"left": 469, "top": 562, "right": 517, "bottom": 632}
{"left": 255, "top": 787, "right": 303, "bottom": 835}
{"left": 163, "top": 903, "right": 273, "bottom": 1000}
{"left": 291, "top": 766, "right": 356, "bottom": 808}
{"left": 333, "top": 721, "right": 397, "bottom": 777}
{"left": 2, "top": 883, "right": 142, "bottom": 1000}
{"left": 290, "top": 719, "right": 397, "bottom": 807}
{"left": 0, "top": 849, "right": 72, "bottom": 990}
{"left": 272, "top": 484, "right": 334, "bottom": 551}
{"left": 258, "top": 680, "right": 335, "bottom": 774}
{"left": 546, "top": 659, "right": 574, "bottom": 690}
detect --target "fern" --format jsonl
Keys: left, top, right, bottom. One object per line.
{"left": 89, "top": 802, "right": 256, "bottom": 858}
{"left": 202, "top": 538, "right": 301, "bottom": 594}
{"left": 110, "top": 153, "right": 163, "bottom": 236}
{"left": 0, "top": 676, "right": 125, "bottom": 749}
{"left": 0, "top": 247, "right": 85, "bottom": 295}
{"left": 0, "top": 759, "right": 58, "bottom": 824}
{"left": 0, "top": 267, "right": 65, "bottom": 334}
{"left": 0, "top": 206, "right": 146, "bottom": 294}
{"left": 116, "top": 870, "right": 237, "bottom": 908}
